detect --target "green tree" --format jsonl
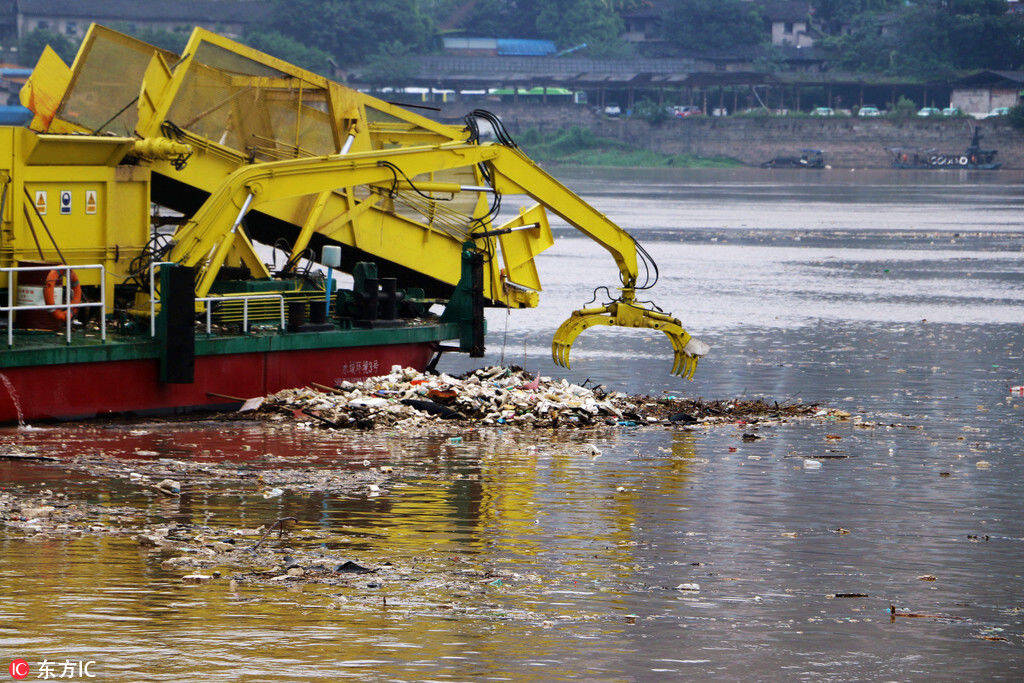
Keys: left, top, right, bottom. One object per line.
{"left": 823, "top": 0, "right": 1024, "bottom": 76}
{"left": 244, "top": 30, "right": 334, "bottom": 73}
{"left": 447, "top": 0, "right": 544, "bottom": 38}
{"left": 632, "top": 98, "right": 669, "bottom": 124}
{"left": 109, "top": 24, "right": 191, "bottom": 53}
{"left": 18, "top": 29, "right": 79, "bottom": 66}
{"left": 938, "top": 0, "right": 1008, "bottom": 15}
{"left": 535, "top": 0, "right": 626, "bottom": 55}
{"left": 892, "top": 95, "right": 918, "bottom": 117}
{"left": 811, "top": 0, "right": 901, "bottom": 35}
{"left": 658, "top": 0, "right": 764, "bottom": 54}
{"left": 268, "top": 0, "right": 438, "bottom": 67}
{"left": 1007, "top": 102, "right": 1024, "bottom": 132}
{"left": 361, "top": 41, "right": 416, "bottom": 84}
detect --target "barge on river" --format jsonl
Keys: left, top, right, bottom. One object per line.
{"left": 0, "top": 25, "right": 705, "bottom": 423}
{"left": 887, "top": 127, "right": 1000, "bottom": 170}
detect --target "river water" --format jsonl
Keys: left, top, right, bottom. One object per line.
{"left": 2, "top": 167, "right": 1023, "bottom": 680}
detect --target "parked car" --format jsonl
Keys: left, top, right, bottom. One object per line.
{"left": 917, "top": 107, "right": 941, "bottom": 117}
{"left": 810, "top": 107, "right": 835, "bottom": 117}
{"left": 941, "top": 106, "right": 962, "bottom": 117}
{"left": 669, "top": 105, "right": 702, "bottom": 118}
{"left": 984, "top": 107, "right": 1010, "bottom": 118}
{"left": 857, "top": 105, "right": 881, "bottom": 117}
{"left": 603, "top": 105, "right": 621, "bottom": 117}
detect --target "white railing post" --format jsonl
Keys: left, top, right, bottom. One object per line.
{"left": 99, "top": 265, "right": 106, "bottom": 343}
{"left": 243, "top": 298, "right": 249, "bottom": 333}
{"left": 64, "top": 274, "right": 71, "bottom": 345}
{"left": 279, "top": 296, "right": 285, "bottom": 331}
{"left": 149, "top": 261, "right": 174, "bottom": 338}
{"left": 6, "top": 271, "right": 12, "bottom": 348}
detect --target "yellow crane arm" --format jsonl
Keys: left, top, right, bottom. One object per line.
{"left": 484, "top": 147, "right": 706, "bottom": 377}
{"left": 487, "top": 146, "right": 640, "bottom": 288}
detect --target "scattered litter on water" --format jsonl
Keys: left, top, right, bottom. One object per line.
{"left": 239, "top": 397, "right": 264, "bottom": 413}
{"left": 155, "top": 479, "right": 181, "bottom": 496}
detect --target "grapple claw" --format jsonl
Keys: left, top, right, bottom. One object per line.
{"left": 551, "top": 294, "right": 708, "bottom": 378}
{"left": 551, "top": 310, "right": 613, "bottom": 369}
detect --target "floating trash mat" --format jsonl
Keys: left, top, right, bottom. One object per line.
{"left": 244, "top": 365, "right": 848, "bottom": 430}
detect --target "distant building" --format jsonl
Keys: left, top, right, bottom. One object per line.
{"left": 623, "top": 1, "right": 815, "bottom": 49}
{"left": 14, "top": 0, "right": 270, "bottom": 41}
{"left": 621, "top": 3, "right": 661, "bottom": 45}
{"left": 950, "top": 70, "right": 1024, "bottom": 116}
{"left": 760, "top": 1, "right": 814, "bottom": 47}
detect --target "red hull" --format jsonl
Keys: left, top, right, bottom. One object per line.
{"left": 0, "top": 343, "right": 434, "bottom": 423}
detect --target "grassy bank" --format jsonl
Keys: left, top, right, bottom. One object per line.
{"left": 517, "top": 127, "right": 742, "bottom": 168}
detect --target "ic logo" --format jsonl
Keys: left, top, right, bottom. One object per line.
{"left": 9, "top": 659, "right": 29, "bottom": 679}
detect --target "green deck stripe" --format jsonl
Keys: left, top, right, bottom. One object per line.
{"left": 0, "top": 323, "right": 461, "bottom": 369}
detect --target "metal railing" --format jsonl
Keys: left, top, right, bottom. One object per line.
{"left": 197, "top": 294, "right": 286, "bottom": 335}
{"left": 148, "top": 262, "right": 286, "bottom": 337}
{"left": 1, "top": 264, "right": 106, "bottom": 347}
{"left": 148, "top": 260, "right": 175, "bottom": 338}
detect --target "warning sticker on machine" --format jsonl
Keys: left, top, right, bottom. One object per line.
{"left": 34, "top": 190, "right": 47, "bottom": 215}
{"left": 85, "top": 190, "right": 97, "bottom": 215}
{"left": 60, "top": 189, "right": 72, "bottom": 215}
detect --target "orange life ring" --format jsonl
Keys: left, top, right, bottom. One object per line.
{"left": 43, "top": 269, "right": 82, "bottom": 322}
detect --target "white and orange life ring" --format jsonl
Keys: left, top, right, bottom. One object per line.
{"left": 43, "top": 268, "right": 81, "bottom": 322}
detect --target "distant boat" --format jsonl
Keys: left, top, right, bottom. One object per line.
{"left": 761, "top": 149, "right": 825, "bottom": 169}
{"left": 887, "top": 127, "right": 1000, "bottom": 170}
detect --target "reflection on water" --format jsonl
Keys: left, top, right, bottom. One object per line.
{"left": 2, "top": 169, "right": 1023, "bottom": 679}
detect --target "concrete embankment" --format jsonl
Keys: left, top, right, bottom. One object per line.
{"left": 436, "top": 102, "right": 1023, "bottom": 168}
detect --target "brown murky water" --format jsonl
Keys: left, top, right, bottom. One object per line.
{"left": 2, "top": 167, "right": 1023, "bottom": 680}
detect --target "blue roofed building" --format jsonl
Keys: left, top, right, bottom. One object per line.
{"left": 443, "top": 37, "right": 556, "bottom": 57}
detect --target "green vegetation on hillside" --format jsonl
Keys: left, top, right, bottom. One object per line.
{"left": 819, "top": 0, "right": 1024, "bottom": 76}
{"left": 517, "top": 127, "right": 742, "bottom": 168}
{"left": 16, "top": 0, "right": 1024, "bottom": 84}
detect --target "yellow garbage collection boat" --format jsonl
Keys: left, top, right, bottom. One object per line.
{"left": 0, "top": 25, "right": 706, "bottom": 422}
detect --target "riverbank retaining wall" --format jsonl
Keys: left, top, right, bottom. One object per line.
{"left": 437, "top": 103, "right": 1024, "bottom": 168}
